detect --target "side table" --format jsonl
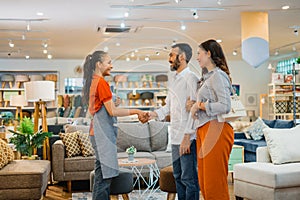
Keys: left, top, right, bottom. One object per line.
{"left": 118, "top": 158, "right": 160, "bottom": 199}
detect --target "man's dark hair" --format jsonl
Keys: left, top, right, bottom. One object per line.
{"left": 171, "top": 43, "right": 193, "bottom": 63}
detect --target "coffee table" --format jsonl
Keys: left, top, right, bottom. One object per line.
{"left": 118, "top": 158, "right": 160, "bottom": 199}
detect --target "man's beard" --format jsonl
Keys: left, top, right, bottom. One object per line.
{"left": 170, "top": 55, "right": 180, "bottom": 71}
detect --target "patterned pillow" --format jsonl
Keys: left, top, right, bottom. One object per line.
{"left": 77, "top": 132, "right": 95, "bottom": 157}
{"left": 59, "top": 131, "right": 81, "bottom": 158}
{"left": 245, "top": 117, "right": 268, "bottom": 140}
{"left": 0, "top": 139, "right": 14, "bottom": 162}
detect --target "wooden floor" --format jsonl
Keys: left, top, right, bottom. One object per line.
{"left": 43, "top": 174, "right": 236, "bottom": 200}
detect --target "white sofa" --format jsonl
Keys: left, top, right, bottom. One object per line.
{"left": 234, "top": 146, "right": 300, "bottom": 200}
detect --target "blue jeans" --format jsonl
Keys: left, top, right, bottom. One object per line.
{"left": 172, "top": 140, "right": 199, "bottom": 200}
{"left": 91, "top": 136, "right": 112, "bottom": 200}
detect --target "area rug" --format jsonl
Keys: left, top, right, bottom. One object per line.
{"left": 72, "top": 189, "right": 173, "bottom": 200}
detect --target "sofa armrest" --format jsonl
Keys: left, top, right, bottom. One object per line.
{"left": 256, "top": 146, "right": 271, "bottom": 163}
{"left": 52, "top": 140, "right": 65, "bottom": 181}
{"left": 234, "top": 132, "right": 247, "bottom": 139}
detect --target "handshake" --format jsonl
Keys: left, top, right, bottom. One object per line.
{"left": 137, "top": 111, "right": 156, "bottom": 123}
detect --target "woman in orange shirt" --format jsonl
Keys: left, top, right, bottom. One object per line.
{"left": 82, "top": 50, "right": 148, "bottom": 200}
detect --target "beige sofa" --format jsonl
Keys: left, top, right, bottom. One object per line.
{"left": 234, "top": 146, "right": 300, "bottom": 200}
{"left": 0, "top": 160, "right": 51, "bottom": 200}
{"left": 52, "top": 121, "right": 172, "bottom": 192}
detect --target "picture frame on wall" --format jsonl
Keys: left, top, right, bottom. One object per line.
{"left": 245, "top": 93, "right": 257, "bottom": 106}
{"left": 232, "top": 84, "right": 240, "bottom": 96}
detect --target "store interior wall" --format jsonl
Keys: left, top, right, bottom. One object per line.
{"left": 0, "top": 58, "right": 271, "bottom": 119}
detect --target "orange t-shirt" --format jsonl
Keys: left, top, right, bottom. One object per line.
{"left": 89, "top": 75, "right": 112, "bottom": 115}
{"left": 89, "top": 75, "right": 112, "bottom": 136}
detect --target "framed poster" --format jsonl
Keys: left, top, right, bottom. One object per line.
{"left": 232, "top": 84, "right": 240, "bottom": 96}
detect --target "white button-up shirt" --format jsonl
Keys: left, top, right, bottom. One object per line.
{"left": 155, "top": 67, "right": 199, "bottom": 145}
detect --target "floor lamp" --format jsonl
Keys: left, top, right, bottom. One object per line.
{"left": 24, "top": 81, "right": 55, "bottom": 160}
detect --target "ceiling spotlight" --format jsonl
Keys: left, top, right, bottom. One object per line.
{"left": 124, "top": 11, "right": 129, "bottom": 18}
{"left": 216, "top": 39, "right": 222, "bottom": 43}
{"left": 232, "top": 50, "right": 237, "bottom": 56}
{"left": 217, "top": 0, "right": 222, "bottom": 5}
{"left": 8, "top": 40, "right": 14, "bottom": 48}
{"left": 156, "top": 51, "right": 160, "bottom": 56}
{"left": 126, "top": 57, "right": 130, "bottom": 62}
{"left": 294, "top": 29, "right": 299, "bottom": 36}
{"left": 180, "top": 23, "right": 186, "bottom": 30}
{"left": 21, "top": 33, "right": 26, "bottom": 40}
{"left": 292, "top": 46, "right": 297, "bottom": 51}
{"left": 43, "top": 43, "right": 48, "bottom": 48}
{"left": 116, "top": 42, "right": 120, "bottom": 46}
{"left": 36, "top": 12, "right": 44, "bottom": 16}
{"left": 120, "top": 22, "right": 125, "bottom": 28}
{"left": 26, "top": 21, "right": 31, "bottom": 31}
{"left": 47, "top": 54, "right": 52, "bottom": 59}
{"left": 145, "top": 56, "right": 150, "bottom": 62}
{"left": 175, "top": 0, "right": 179, "bottom": 3}
{"left": 274, "top": 49, "right": 279, "bottom": 56}
{"left": 172, "top": 40, "right": 177, "bottom": 46}
{"left": 103, "top": 46, "right": 109, "bottom": 52}
{"left": 193, "top": 12, "right": 199, "bottom": 19}
{"left": 43, "top": 49, "right": 48, "bottom": 54}
{"left": 281, "top": 5, "right": 290, "bottom": 10}
{"left": 25, "top": 55, "right": 30, "bottom": 59}
{"left": 130, "top": 52, "right": 135, "bottom": 57}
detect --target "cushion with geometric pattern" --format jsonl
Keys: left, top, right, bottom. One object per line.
{"left": 77, "top": 132, "right": 95, "bottom": 157}
{"left": 59, "top": 131, "right": 81, "bottom": 158}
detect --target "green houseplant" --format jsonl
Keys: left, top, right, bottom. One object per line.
{"left": 9, "top": 117, "right": 52, "bottom": 157}
{"left": 126, "top": 145, "right": 137, "bottom": 161}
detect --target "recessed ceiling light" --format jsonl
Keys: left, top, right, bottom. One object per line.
{"left": 124, "top": 11, "right": 129, "bottom": 18}
{"left": 116, "top": 42, "right": 121, "bottom": 46}
{"left": 25, "top": 55, "right": 30, "bottom": 59}
{"left": 36, "top": 12, "right": 44, "bottom": 16}
{"left": 145, "top": 56, "right": 150, "bottom": 62}
{"left": 43, "top": 49, "right": 48, "bottom": 54}
{"left": 180, "top": 24, "right": 186, "bottom": 30}
{"left": 103, "top": 46, "right": 109, "bottom": 52}
{"left": 120, "top": 22, "right": 125, "bottom": 28}
{"left": 47, "top": 54, "right": 52, "bottom": 59}
{"left": 281, "top": 5, "right": 290, "bottom": 10}
{"left": 216, "top": 39, "right": 222, "bottom": 43}
{"left": 232, "top": 50, "right": 237, "bottom": 56}
{"left": 126, "top": 57, "right": 130, "bottom": 62}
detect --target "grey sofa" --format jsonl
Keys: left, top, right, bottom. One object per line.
{"left": 52, "top": 121, "right": 172, "bottom": 191}
{"left": 0, "top": 160, "right": 51, "bottom": 200}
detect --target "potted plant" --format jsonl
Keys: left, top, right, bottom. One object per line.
{"left": 9, "top": 117, "right": 52, "bottom": 159}
{"left": 126, "top": 145, "right": 137, "bottom": 161}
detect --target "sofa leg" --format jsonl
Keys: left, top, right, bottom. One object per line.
{"left": 122, "top": 194, "right": 130, "bottom": 200}
{"left": 167, "top": 193, "right": 176, "bottom": 200}
{"left": 235, "top": 196, "right": 243, "bottom": 200}
{"left": 110, "top": 195, "right": 118, "bottom": 200}
{"left": 67, "top": 181, "right": 72, "bottom": 192}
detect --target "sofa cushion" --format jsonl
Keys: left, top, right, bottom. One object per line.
{"left": 78, "top": 132, "right": 95, "bottom": 157}
{"left": 274, "top": 119, "right": 294, "bottom": 128}
{"left": 65, "top": 124, "right": 90, "bottom": 134}
{"left": 150, "top": 151, "right": 172, "bottom": 169}
{"left": 64, "top": 156, "right": 95, "bottom": 172}
{"left": 234, "top": 139, "right": 266, "bottom": 153}
{"left": 59, "top": 131, "right": 81, "bottom": 158}
{"left": 148, "top": 121, "right": 169, "bottom": 151}
{"left": 234, "top": 162, "right": 300, "bottom": 188}
{"left": 117, "top": 123, "right": 151, "bottom": 152}
{"left": 246, "top": 117, "right": 268, "bottom": 140}
{"left": 263, "top": 126, "right": 300, "bottom": 164}
{"left": 262, "top": 119, "right": 276, "bottom": 128}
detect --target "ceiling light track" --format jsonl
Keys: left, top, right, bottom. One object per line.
{"left": 110, "top": 5, "right": 225, "bottom": 11}
{"left": 107, "top": 18, "right": 208, "bottom": 23}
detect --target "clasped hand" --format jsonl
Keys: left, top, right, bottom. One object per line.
{"left": 137, "top": 112, "right": 150, "bottom": 123}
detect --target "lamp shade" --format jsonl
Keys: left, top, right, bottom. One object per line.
{"left": 24, "top": 81, "right": 55, "bottom": 102}
{"left": 10, "top": 95, "right": 28, "bottom": 107}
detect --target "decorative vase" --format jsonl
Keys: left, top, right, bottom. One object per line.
{"left": 128, "top": 153, "right": 135, "bottom": 162}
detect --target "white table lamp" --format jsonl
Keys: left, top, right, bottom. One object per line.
{"left": 24, "top": 81, "right": 55, "bottom": 160}
{"left": 10, "top": 94, "right": 28, "bottom": 120}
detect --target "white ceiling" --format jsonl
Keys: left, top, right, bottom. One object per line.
{"left": 0, "top": 0, "right": 299, "bottom": 62}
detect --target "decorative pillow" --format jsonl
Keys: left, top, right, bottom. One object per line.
{"left": 59, "top": 131, "right": 81, "bottom": 158}
{"left": 0, "top": 139, "right": 14, "bottom": 162}
{"left": 117, "top": 122, "right": 151, "bottom": 152}
{"left": 245, "top": 117, "right": 268, "bottom": 140}
{"left": 274, "top": 120, "right": 294, "bottom": 128}
{"left": 65, "top": 124, "right": 90, "bottom": 134}
{"left": 0, "top": 146, "right": 7, "bottom": 169}
{"left": 77, "top": 132, "right": 95, "bottom": 157}
{"left": 230, "top": 121, "right": 252, "bottom": 132}
{"left": 264, "top": 125, "right": 300, "bottom": 164}
{"left": 262, "top": 119, "right": 276, "bottom": 128}
{"left": 148, "top": 121, "right": 169, "bottom": 151}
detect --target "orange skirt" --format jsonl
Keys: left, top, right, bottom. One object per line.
{"left": 196, "top": 120, "right": 234, "bottom": 200}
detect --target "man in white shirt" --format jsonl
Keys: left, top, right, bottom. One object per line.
{"left": 149, "top": 43, "right": 200, "bottom": 200}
